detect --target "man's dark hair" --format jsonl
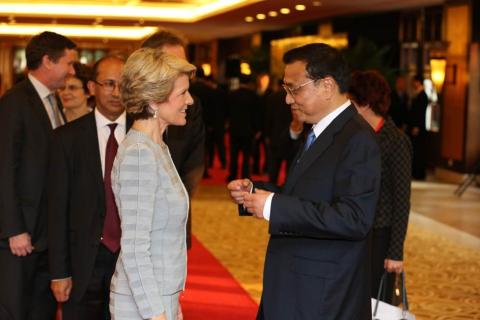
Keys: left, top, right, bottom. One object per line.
{"left": 26, "top": 31, "right": 76, "bottom": 71}
{"left": 141, "top": 29, "right": 187, "bottom": 49}
{"left": 91, "top": 55, "right": 125, "bottom": 81}
{"left": 283, "top": 43, "right": 350, "bottom": 93}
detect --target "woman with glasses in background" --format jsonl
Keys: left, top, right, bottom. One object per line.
{"left": 59, "top": 62, "right": 94, "bottom": 122}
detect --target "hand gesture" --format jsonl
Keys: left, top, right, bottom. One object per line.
{"left": 243, "top": 189, "right": 271, "bottom": 219}
{"left": 227, "top": 179, "right": 253, "bottom": 205}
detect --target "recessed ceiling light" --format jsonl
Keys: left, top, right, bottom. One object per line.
{"left": 268, "top": 11, "right": 278, "bottom": 17}
{"left": 245, "top": 16, "right": 254, "bottom": 22}
{"left": 256, "top": 13, "right": 266, "bottom": 20}
{"left": 295, "top": 4, "right": 306, "bottom": 11}
{"left": 313, "top": 1, "right": 322, "bottom": 6}
{"left": 280, "top": 8, "right": 290, "bottom": 14}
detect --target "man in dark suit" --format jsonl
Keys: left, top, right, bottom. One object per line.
{"left": 228, "top": 43, "right": 381, "bottom": 320}
{"left": 264, "top": 88, "right": 299, "bottom": 184}
{"left": 142, "top": 29, "right": 205, "bottom": 248}
{"left": 226, "top": 75, "right": 261, "bottom": 181}
{"left": 0, "top": 31, "right": 76, "bottom": 320}
{"left": 389, "top": 74, "right": 409, "bottom": 130}
{"left": 408, "top": 75, "right": 429, "bottom": 180}
{"left": 48, "top": 56, "right": 127, "bottom": 319}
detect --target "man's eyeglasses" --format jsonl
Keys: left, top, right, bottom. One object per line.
{"left": 94, "top": 80, "right": 119, "bottom": 93}
{"left": 282, "top": 79, "right": 316, "bottom": 97}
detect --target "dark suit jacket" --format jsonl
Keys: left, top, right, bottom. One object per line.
{"left": 257, "top": 106, "right": 381, "bottom": 320}
{"left": 264, "top": 90, "right": 299, "bottom": 153}
{"left": 48, "top": 112, "right": 132, "bottom": 301}
{"left": 227, "top": 87, "right": 260, "bottom": 138}
{"left": 0, "top": 79, "right": 61, "bottom": 251}
{"left": 408, "top": 90, "right": 428, "bottom": 133}
{"left": 167, "top": 96, "right": 205, "bottom": 195}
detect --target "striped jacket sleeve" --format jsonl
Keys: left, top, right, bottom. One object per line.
{"left": 116, "top": 143, "right": 164, "bottom": 318}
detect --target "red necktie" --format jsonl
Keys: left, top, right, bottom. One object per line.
{"left": 101, "top": 123, "right": 121, "bottom": 252}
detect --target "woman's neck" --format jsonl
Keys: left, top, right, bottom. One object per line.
{"left": 360, "top": 107, "right": 384, "bottom": 130}
{"left": 131, "top": 118, "right": 167, "bottom": 146}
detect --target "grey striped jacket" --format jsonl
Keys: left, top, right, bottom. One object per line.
{"left": 110, "top": 129, "right": 188, "bottom": 319}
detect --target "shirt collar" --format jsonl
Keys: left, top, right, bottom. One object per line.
{"left": 28, "top": 73, "right": 53, "bottom": 99}
{"left": 311, "top": 99, "right": 351, "bottom": 138}
{"left": 94, "top": 107, "right": 127, "bottom": 129}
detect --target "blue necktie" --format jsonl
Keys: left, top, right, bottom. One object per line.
{"left": 303, "top": 129, "right": 316, "bottom": 152}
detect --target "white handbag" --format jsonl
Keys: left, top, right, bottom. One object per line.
{"left": 371, "top": 271, "right": 416, "bottom": 320}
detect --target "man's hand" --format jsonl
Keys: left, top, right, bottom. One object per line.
{"left": 243, "top": 189, "right": 271, "bottom": 219}
{"left": 227, "top": 179, "right": 253, "bottom": 205}
{"left": 152, "top": 313, "right": 167, "bottom": 320}
{"left": 51, "top": 278, "right": 73, "bottom": 302}
{"left": 384, "top": 259, "right": 404, "bottom": 274}
{"left": 9, "top": 232, "right": 33, "bottom": 256}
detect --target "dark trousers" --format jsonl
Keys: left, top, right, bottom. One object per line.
{"left": 0, "top": 248, "right": 56, "bottom": 320}
{"left": 206, "top": 130, "right": 226, "bottom": 168}
{"left": 267, "top": 147, "right": 294, "bottom": 184}
{"left": 229, "top": 135, "right": 253, "bottom": 180}
{"left": 62, "top": 245, "right": 118, "bottom": 320}
{"left": 371, "top": 227, "right": 396, "bottom": 304}
{"left": 411, "top": 133, "right": 426, "bottom": 180}
{"left": 252, "top": 136, "right": 266, "bottom": 174}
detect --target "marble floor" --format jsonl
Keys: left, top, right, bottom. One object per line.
{"left": 190, "top": 180, "right": 480, "bottom": 319}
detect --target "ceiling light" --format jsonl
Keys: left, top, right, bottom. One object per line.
{"left": 268, "top": 11, "right": 278, "bottom": 17}
{"left": 0, "top": 23, "right": 157, "bottom": 40}
{"left": 0, "top": 0, "right": 252, "bottom": 23}
{"left": 256, "top": 13, "right": 266, "bottom": 20}
{"left": 312, "top": 1, "right": 322, "bottom": 6}
{"left": 280, "top": 8, "right": 291, "bottom": 14}
{"left": 245, "top": 16, "right": 254, "bottom": 22}
{"left": 295, "top": 5, "right": 306, "bottom": 11}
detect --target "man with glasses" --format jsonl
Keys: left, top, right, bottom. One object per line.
{"left": 228, "top": 43, "right": 381, "bottom": 319}
{"left": 48, "top": 56, "right": 129, "bottom": 319}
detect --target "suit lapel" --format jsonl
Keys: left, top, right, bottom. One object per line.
{"left": 83, "top": 113, "right": 105, "bottom": 200}
{"left": 25, "top": 79, "right": 53, "bottom": 131}
{"left": 284, "top": 105, "right": 357, "bottom": 194}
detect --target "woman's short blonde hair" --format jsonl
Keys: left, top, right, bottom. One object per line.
{"left": 120, "top": 47, "right": 196, "bottom": 120}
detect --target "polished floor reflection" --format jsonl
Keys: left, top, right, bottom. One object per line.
{"left": 191, "top": 180, "right": 480, "bottom": 319}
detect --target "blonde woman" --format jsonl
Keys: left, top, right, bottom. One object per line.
{"left": 109, "top": 48, "right": 195, "bottom": 320}
{"left": 59, "top": 62, "right": 93, "bottom": 122}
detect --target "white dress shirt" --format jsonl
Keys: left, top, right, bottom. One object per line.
{"left": 28, "top": 73, "right": 65, "bottom": 128}
{"left": 94, "top": 108, "right": 127, "bottom": 177}
{"left": 262, "top": 100, "right": 351, "bottom": 220}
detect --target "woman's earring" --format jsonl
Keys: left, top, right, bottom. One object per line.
{"left": 153, "top": 109, "right": 158, "bottom": 119}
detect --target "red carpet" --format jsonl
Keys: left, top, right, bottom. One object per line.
{"left": 181, "top": 236, "right": 258, "bottom": 319}
{"left": 202, "top": 134, "right": 287, "bottom": 186}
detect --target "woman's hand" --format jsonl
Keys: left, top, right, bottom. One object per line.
{"left": 384, "top": 259, "right": 404, "bottom": 274}
{"left": 177, "top": 303, "right": 183, "bottom": 320}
